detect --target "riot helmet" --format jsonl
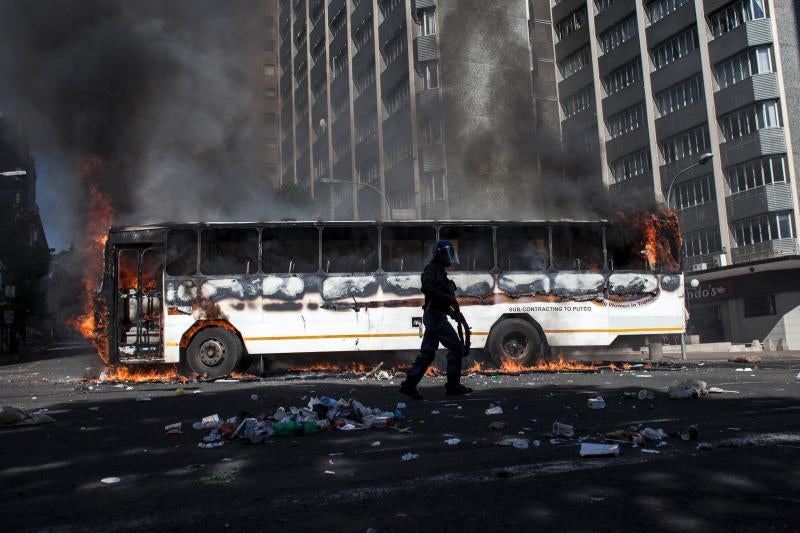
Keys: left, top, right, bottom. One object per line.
{"left": 433, "top": 240, "right": 459, "bottom": 267}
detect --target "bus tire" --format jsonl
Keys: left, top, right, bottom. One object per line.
{"left": 487, "top": 318, "right": 545, "bottom": 367}
{"left": 186, "top": 327, "right": 242, "bottom": 378}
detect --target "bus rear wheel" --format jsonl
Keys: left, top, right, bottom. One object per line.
{"left": 487, "top": 318, "right": 546, "bottom": 367}
{"left": 186, "top": 327, "right": 242, "bottom": 378}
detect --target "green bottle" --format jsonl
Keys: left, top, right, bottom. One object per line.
{"left": 272, "top": 420, "right": 321, "bottom": 437}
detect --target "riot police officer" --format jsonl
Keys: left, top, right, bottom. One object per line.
{"left": 399, "top": 240, "right": 473, "bottom": 399}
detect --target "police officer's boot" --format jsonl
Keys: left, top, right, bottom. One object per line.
{"left": 445, "top": 382, "right": 473, "bottom": 396}
{"left": 399, "top": 379, "right": 424, "bottom": 400}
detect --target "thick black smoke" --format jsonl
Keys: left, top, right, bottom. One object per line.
{"left": 0, "top": 0, "right": 283, "bottom": 235}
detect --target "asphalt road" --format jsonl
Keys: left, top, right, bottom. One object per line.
{"left": 1, "top": 342, "right": 799, "bottom": 532}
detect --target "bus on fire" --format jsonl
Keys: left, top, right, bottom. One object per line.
{"left": 96, "top": 219, "right": 685, "bottom": 377}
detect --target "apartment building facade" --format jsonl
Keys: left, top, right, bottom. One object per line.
{"left": 549, "top": 0, "right": 800, "bottom": 346}
{"left": 276, "top": 0, "right": 537, "bottom": 220}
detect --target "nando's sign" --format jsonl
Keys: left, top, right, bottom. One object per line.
{"left": 686, "top": 280, "right": 733, "bottom": 303}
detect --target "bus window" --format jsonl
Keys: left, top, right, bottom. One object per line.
{"left": 606, "top": 226, "right": 646, "bottom": 270}
{"left": 552, "top": 226, "right": 603, "bottom": 271}
{"left": 381, "top": 226, "right": 436, "bottom": 272}
{"left": 262, "top": 227, "right": 319, "bottom": 273}
{"left": 497, "top": 226, "right": 549, "bottom": 271}
{"left": 322, "top": 226, "right": 378, "bottom": 273}
{"left": 200, "top": 228, "right": 259, "bottom": 275}
{"left": 166, "top": 229, "right": 198, "bottom": 276}
{"left": 142, "top": 249, "right": 163, "bottom": 293}
{"left": 439, "top": 225, "right": 493, "bottom": 271}
{"left": 118, "top": 249, "right": 138, "bottom": 291}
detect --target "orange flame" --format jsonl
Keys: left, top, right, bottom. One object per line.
{"left": 285, "top": 362, "right": 374, "bottom": 374}
{"left": 465, "top": 357, "right": 630, "bottom": 374}
{"left": 616, "top": 210, "right": 682, "bottom": 272}
{"left": 100, "top": 364, "right": 189, "bottom": 383}
{"left": 67, "top": 157, "right": 114, "bottom": 364}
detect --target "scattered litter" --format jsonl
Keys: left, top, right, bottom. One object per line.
{"left": 668, "top": 379, "right": 708, "bottom": 399}
{"left": 125, "top": 386, "right": 134, "bottom": 391}
{"left": 552, "top": 421, "right": 575, "bottom": 437}
{"left": 638, "top": 389, "right": 655, "bottom": 400}
{"left": 164, "top": 422, "right": 182, "bottom": 431}
{"left": 444, "top": 438, "right": 461, "bottom": 446}
{"left": 100, "top": 477, "right": 121, "bottom": 484}
{"left": 587, "top": 395, "right": 606, "bottom": 409}
{"left": 0, "top": 406, "right": 54, "bottom": 426}
{"left": 328, "top": 453, "right": 344, "bottom": 457}
{"left": 532, "top": 440, "right": 541, "bottom": 447}
{"left": 485, "top": 406, "right": 503, "bottom": 415}
{"left": 200, "top": 414, "right": 221, "bottom": 429}
{"left": 640, "top": 428, "right": 668, "bottom": 441}
{"left": 708, "top": 387, "right": 740, "bottom": 394}
{"left": 431, "top": 410, "right": 440, "bottom": 415}
{"left": 680, "top": 425, "right": 699, "bottom": 441}
{"left": 730, "top": 355, "right": 761, "bottom": 364}
{"left": 250, "top": 394, "right": 259, "bottom": 401}
{"left": 401, "top": 452, "right": 419, "bottom": 461}
{"left": 735, "top": 368, "right": 753, "bottom": 372}
{"left": 498, "top": 437, "right": 530, "bottom": 449}
{"left": 657, "top": 441, "right": 667, "bottom": 448}
{"left": 324, "top": 470, "right": 336, "bottom": 475}
{"left": 488, "top": 421, "right": 508, "bottom": 430}
{"left": 370, "top": 441, "right": 381, "bottom": 447}
{"left": 396, "top": 402, "right": 407, "bottom": 409}
{"left": 635, "top": 375, "right": 653, "bottom": 378}
{"left": 580, "top": 443, "right": 620, "bottom": 457}
{"left": 215, "top": 379, "right": 239, "bottom": 383}
{"left": 135, "top": 395, "right": 152, "bottom": 402}
{"left": 166, "top": 428, "right": 183, "bottom": 435}
{"left": 696, "top": 442, "right": 713, "bottom": 451}
{"left": 640, "top": 448, "right": 660, "bottom": 454}
{"left": 88, "top": 407, "right": 100, "bottom": 411}
{"left": 175, "top": 388, "right": 185, "bottom": 396}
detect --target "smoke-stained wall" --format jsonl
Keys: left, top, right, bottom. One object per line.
{"left": 438, "top": 0, "right": 539, "bottom": 218}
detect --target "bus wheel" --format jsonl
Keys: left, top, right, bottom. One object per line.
{"left": 487, "top": 319, "right": 544, "bottom": 367}
{"left": 186, "top": 327, "right": 242, "bottom": 378}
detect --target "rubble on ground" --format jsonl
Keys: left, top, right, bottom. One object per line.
{"left": 0, "top": 405, "right": 54, "bottom": 426}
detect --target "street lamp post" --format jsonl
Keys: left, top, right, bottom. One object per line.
{"left": 319, "top": 178, "right": 392, "bottom": 221}
{"left": 662, "top": 152, "right": 714, "bottom": 361}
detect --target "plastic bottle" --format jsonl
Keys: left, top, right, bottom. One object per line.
{"left": 272, "top": 420, "right": 321, "bottom": 437}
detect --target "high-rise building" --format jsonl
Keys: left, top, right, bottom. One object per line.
{"left": 549, "top": 0, "right": 800, "bottom": 271}
{"left": 548, "top": 0, "right": 800, "bottom": 347}
{"left": 276, "top": 0, "right": 539, "bottom": 220}
{"left": 249, "top": 0, "right": 281, "bottom": 188}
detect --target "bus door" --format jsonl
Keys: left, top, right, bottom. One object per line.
{"left": 116, "top": 246, "right": 163, "bottom": 362}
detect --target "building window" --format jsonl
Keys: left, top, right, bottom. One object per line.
{"left": 383, "top": 31, "right": 406, "bottom": 64}
{"left": 743, "top": 294, "right": 776, "bottom": 317}
{"left": 709, "top": 0, "right": 767, "bottom": 38}
{"left": 655, "top": 75, "right": 703, "bottom": 117}
{"left": 422, "top": 61, "right": 439, "bottom": 89}
{"left": 727, "top": 155, "right": 788, "bottom": 194}
{"left": 561, "top": 84, "right": 594, "bottom": 119}
{"left": 264, "top": 112, "right": 277, "bottom": 126}
{"left": 594, "top": 0, "right": 615, "bottom": 14}
{"left": 599, "top": 15, "right": 637, "bottom": 53}
{"left": 555, "top": 6, "right": 588, "bottom": 41}
{"left": 610, "top": 149, "right": 651, "bottom": 182}
{"left": 602, "top": 57, "right": 642, "bottom": 96}
{"left": 684, "top": 227, "right": 722, "bottom": 257}
{"left": 651, "top": 26, "right": 698, "bottom": 70}
{"left": 424, "top": 172, "right": 445, "bottom": 202}
{"left": 331, "top": 51, "right": 347, "bottom": 79}
{"left": 264, "top": 64, "right": 276, "bottom": 76}
{"left": 354, "top": 60, "right": 376, "bottom": 94}
{"left": 423, "top": 10, "right": 437, "bottom": 36}
{"left": 733, "top": 211, "right": 795, "bottom": 246}
{"left": 714, "top": 46, "right": 774, "bottom": 89}
{"left": 660, "top": 124, "right": 710, "bottom": 164}
{"left": 558, "top": 45, "right": 590, "bottom": 79}
{"left": 384, "top": 82, "right": 410, "bottom": 114}
{"left": 265, "top": 87, "right": 277, "bottom": 99}
{"left": 672, "top": 174, "right": 714, "bottom": 210}
{"left": 646, "top": 0, "right": 689, "bottom": 25}
{"left": 580, "top": 125, "right": 599, "bottom": 153}
{"left": 606, "top": 102, "right": 645, "bottom": 140}
{"left": 719, "top": 100, "right": 781, "bottom": 142}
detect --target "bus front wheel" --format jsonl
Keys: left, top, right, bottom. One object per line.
{"left": 487, "top": 318, "right": 545, "bottom": 367}
{"left": 186, "top": 327, "right": 242, "bottom": 378}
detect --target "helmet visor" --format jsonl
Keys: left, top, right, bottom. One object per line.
{"left": 443, "top": 245, "right": 459, "bottom": 266}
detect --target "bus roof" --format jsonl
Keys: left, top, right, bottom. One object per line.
{"left": 110, "top": 219, "right": 612, "bottom": 233}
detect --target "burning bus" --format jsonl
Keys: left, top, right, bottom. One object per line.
{"left": 91, "top": 217, "right": 685, "bottom": 377}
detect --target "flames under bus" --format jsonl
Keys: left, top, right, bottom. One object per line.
{"left": 97, "top": 220, "right": 685, "bottom": 377}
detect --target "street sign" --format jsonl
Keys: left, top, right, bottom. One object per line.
{"left": 686, "top": 280, "right": 733, "bottom": 303}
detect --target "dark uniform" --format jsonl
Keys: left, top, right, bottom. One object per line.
{"left": 400, "top": 241, "right": 473, "bottom": 399}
